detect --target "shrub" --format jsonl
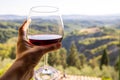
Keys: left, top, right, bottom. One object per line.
{"left": 65, "top": 66, "right": 81, "bottom": 75}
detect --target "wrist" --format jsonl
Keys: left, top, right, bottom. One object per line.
{"left": 15, "top": 59, "right": 34, "bottom": 80}
{"left": 0, "top": 59, "right": 34, "bottom": 80}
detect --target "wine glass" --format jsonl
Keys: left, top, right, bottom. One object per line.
{"left": 27, "top": 6, "right": 64, "bottom": 80}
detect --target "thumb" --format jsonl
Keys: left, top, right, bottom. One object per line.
{"left": 18, "top": 19, "right": 31, "bottom": 40}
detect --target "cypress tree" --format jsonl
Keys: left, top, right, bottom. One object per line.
{"left": 67, "top": 42, "right": 81, "bottom": 69}
{"left": 100, "top": 49, "right": 109, "bottom": 70}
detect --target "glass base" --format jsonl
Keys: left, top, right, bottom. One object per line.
{"left": 34, "top": 66, "right": 60, "bottom": 80}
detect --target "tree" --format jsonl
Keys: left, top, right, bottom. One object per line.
{"left": 67, "top": 42, "right": 81, "bottom": 69}
{"left": 0, "top": 43, "right": 12, "bottom": 61}
{"left": 89, "top": 57, "right": 98, "bottom": 69}
{"left": 48, "top": 50, "right": 61, "bottom": 66}
{"left": 114, "top": 56, "right": 119, "bottom": 71}
{"left": 59, "top": 48, "right": 67, "bottom": 69}
{"left": 9, "top": 46, "right": 16, "bottom": 59}
{"left": 100, "top": 49, "right": 109, "bottom": 70}
{"left": 79, "top": 53, "right": 86, "bottom": 67}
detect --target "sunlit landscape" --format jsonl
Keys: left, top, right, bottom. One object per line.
{"left": 0, "top": 0, "right": 120, "bottom": 80}
{"left": 0, "top": 14, "right": 119, "bottom": 80}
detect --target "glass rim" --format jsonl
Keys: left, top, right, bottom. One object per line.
{"left": 30, "top": 6, "right": 59, "bottom": 13}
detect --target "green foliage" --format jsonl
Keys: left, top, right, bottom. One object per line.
{"left": 79, "top": 35, "right": 118, "bottom": 46}
{"left": 0, "top": 20, "right": 20, "bottom": 43}
{"left": 90, "top": 41, "right": 119, "bottom": 54}
{"left": 79, "top": 53, "right": 86, "bottom": 67}
{"left": 48, "top": 50, "right": 61, "bottom": 66}
{"left": 79, "top": 37, "right": 96, "bottom": 45}
{"left": 89, "top": 57, "right": 99, "bottom": 69}
{"left": 8, "top": 46, "right": 16, "bottom": 59}
{"left": 100, "top": 49, "right": 109, "bottom": 70}
{"left": 29, "top": 21, "right": 60, "bottom": 34}
{"left": 80, "top": 64, "right": 97, "bottom": 76}
{"left": 0, "top": 58, "right": 13, "bottom": 76}
{"left": 100, "top": 66, "right": 119, "bottom": 80}
{"left": 0, "top": 37, "right": 17, "bottom": 60}
{"left": 101, "top": 66, "right": 112, "bottom": 78}
{"left": 59, "top": 48, "right": 67, "bottom": 69}
{"left": 102, "top": 77, "right": 112, "bottom": 80}
{"left": 63, "top": 65, "right": 118, "bottom": 80}
{"left": 80, "top": 65, "right": 118, "bottom": 80}
{"left": 0, "top": 28, "right": 18, "bottom": 43}
{"left": 0, "top": 44, "right": 12, "bottom": 60}
{"left": 101, "top": 27, "right": 119, "bottom": 35}
{"left": 48, "top": 48, "right": 67, "bottom": 68}
{"left": 0, "top": 19, "right": 119, "bottom": 80}
{"left": 65, "top": 66, "right": 81, "bottom": 75}
{"left": 67, "top": 42, "right": 81, "bottom": 69}
{"left": 114, "top": 56, "right": 119, "bottom": 71}
{"left": 55, "top": 65, "right": 64, "bottom": 73}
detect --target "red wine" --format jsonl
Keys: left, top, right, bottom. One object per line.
{"left": 28, "top": 34, "right": 62, "bottom": 46}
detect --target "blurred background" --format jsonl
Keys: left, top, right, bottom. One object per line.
{"left": 0, "top": 0, "right": 119, "bottom": 80}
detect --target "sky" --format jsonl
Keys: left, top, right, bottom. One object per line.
{"left": 0, "top": 0, "right": 120, "bottom": 16}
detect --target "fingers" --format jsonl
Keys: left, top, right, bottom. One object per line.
{"left": 16, "top": 42, "right": 62, "bottom": 68}
{"left": 18, "top": 19, "right": 31, "bottom": 40}
{"left": 17, "top": 40, "right": 33, "bottom": 56}
{"left": 34, "top": 42, "right": 62, "bottom": 54}
{"left": 43, "top": 42, "right": 62, "bottom": 53}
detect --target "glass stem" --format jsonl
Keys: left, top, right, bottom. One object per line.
{"left": 44, "top": 54, "right": 48, "bottom": 67}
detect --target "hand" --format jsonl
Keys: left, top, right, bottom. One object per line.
{"left": 0, "top": 19, "right": 61, "bottom": 80}
{"left": 17, "top": 19, "right": 61, "bottom": 63}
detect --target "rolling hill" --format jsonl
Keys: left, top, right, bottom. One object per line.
{"left": 0, "top": 14, "right": 119, "bottom": 66}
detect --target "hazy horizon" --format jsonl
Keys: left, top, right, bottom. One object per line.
{"left": 1, "top": 13, "right": 120, "bottom": 17}
{"left": 1, "top": 0, "right": 120, "bottom": 16}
